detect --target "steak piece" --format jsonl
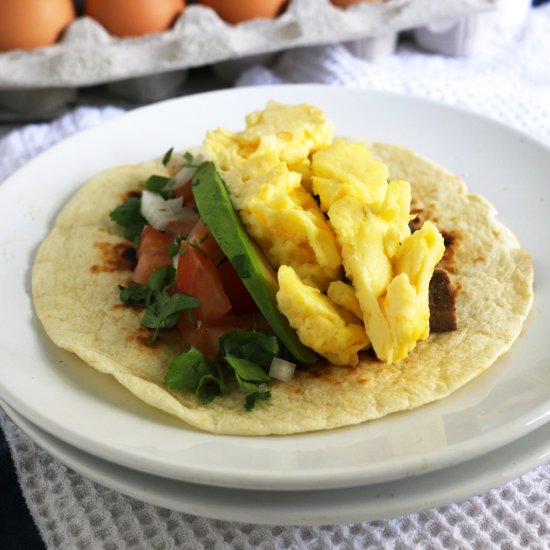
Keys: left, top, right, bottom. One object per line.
{"left": 429, "top": 268, "right": 457, "bottom": 332}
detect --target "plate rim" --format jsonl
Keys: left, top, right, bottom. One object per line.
{"left": 0, "top": 84, "right": 548, "bottom": 491}
{"left": 2, "top": 397, "right": 550, "bottom": 526}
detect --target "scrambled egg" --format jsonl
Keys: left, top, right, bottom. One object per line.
{"left": 277, "top": 266, "right": 369, "bottom": 366}
{"left": 204, "top": 102, "right": 445, "bottom": 366}
{"left": 205, "top": 101, "right": 341, "bottom": 290}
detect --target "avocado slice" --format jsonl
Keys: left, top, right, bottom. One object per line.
{"left": 192, "top": 162, "right": 318, "bottom": 365}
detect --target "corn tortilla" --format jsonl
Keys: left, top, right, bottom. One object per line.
{"left": 31, "top": 146, "right": 534, "bottom": 435}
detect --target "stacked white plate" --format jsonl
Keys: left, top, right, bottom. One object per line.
{"left": 0, "top": 85, "right": 549, "bottom": 526}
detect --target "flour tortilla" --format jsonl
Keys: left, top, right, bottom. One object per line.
{"left": 32, "top": 145, "right": 534, "bottom": 435}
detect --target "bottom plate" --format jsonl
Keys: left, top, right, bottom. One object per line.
{"left": 2, "top": 399, "right": 550, "bottom": 526}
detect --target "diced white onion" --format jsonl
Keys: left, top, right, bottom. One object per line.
{"left": 269, "top": 357, "right": 296, "bottom": 382}
{"left": 141, "top": 190, "right": 195, "bottom": 231}
{"left": 164, "top": 154, "right": 204, "bottom": 191}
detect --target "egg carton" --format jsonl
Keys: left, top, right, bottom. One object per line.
{"left": 0, "top": 0, "right": 508, "bottom": 120}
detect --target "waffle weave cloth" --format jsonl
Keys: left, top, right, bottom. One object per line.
{"left": 0, "top": 5, "right": 549, "bottom": 549}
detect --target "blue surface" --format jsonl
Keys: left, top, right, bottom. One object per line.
{"left": 0, "top": 424, "right": 45, "bottom": 550}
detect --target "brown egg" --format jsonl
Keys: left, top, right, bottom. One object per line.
{"left": 0, "top": 0, "right": 76, "bottom": 51}
{"left": 331, "top": 0, "right": 385, "bottom": 6}
{"left": 199, "top": 0, "right": 287, "bottom": 24}
{"left": 85, "top": 0, "right": 186, "bottom": 37}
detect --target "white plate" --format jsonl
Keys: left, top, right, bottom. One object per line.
{"left": 0, "top": 85, "right": 549, "bottom": 491}
{"left": 2, "top": 398, "right": 550, "bottom": 526}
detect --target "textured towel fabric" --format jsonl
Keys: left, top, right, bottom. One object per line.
{"left": 1, "top": 5, "right": 550, "bottom": 549}
{"left": 1, "top": 410, "right": 549, "bottom": 548}
{"left": 236, "top": 6, "right": 550, "bottom": 147}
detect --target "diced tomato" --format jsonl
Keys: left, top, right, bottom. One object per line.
{"left": 164, "top": 216, "right": 199, "bottom": 242}
{"left": 133, "top": 227, "right": 171, "bottom": 284}
{"left": 186, "top": 219, "right": 225, "bottom": 266}
{"left": 174, "top": 179, "right": 195, "bottom": 205}
{"left": 177, "top": 312, "right": 267, "bottom": 361}
{"left": 177, "top": 314, "right": 237, "bottom": 361}
{"left": 176, "top": 242, "right": 231, "bottom": 324}
{"left": 218, "top": 260, "right": 258, "bottom": 316}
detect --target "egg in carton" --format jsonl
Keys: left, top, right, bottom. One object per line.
{"left": 0, "top": 0, "right": 509, "bottom": 120}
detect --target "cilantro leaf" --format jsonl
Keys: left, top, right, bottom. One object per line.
{"left": 118, "top": 266, "right": 199, "bottom": 344}
{"left": 183, "top": 151, "right": 194, "bottom": 163}
{"left": 146, "top": 265, "right": 176, "bottom": 292}
{"left": 225, "top": 356, "right": 271, "bottom": 392}
{"left": 162, "top": 330, "right": 277, "bottom": 408}
{"left": 220, "top": 331, "right": 279, "bottom": 368}
{"left": 118, "top": 284, "right": 151, "bottom": 307}
{"left": 142, "top": 175, "right": 172, "bottom": 196}
{"left": 109, "top": 197, "right": 147, "bottom": 243}
{"left": 162, "top": 147, "right": 174, "bottom": 166}
{"left": 196, "top": 374, "right": 224, "bottom": 404}
{"left": 167, "top": 235, "right": 186, "bottom": 257}
{"left": 164, "top": 347, "right": 225, "bottom": 404}
{"left": 244, "top": 391, "right": 271, "bottom": 412}
{"left": 141, "top": 291, "right": 200, "bottom": 343}
{"left": 164, "top": 347, "right": 212, "bottom": 389}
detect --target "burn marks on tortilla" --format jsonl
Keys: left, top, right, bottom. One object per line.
{"left": 123, "top": 327, "right": 162, "bottom": 350}
{"left": 90, "top": 241, "right": 137, "bottom": 274}
{"left": 294, "top": 362, "right": 360, "bottom": 385}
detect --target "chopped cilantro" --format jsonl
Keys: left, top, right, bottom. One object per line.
{"left": 141, "top": 291, "right": 200, "bottom": 344}
{"left": 164, "top": 347, "right": 226, "bottom": 404}
{"left": 162, "top": 147, "right": 174, "bottom": 166}
{"left": 188, "top": 239, "right": 206, "bottom": 256}
{"left": 167, "top": 235, "right": 187, "bottom": 257}
{"left": 196, "top": 374, "right": 224, "bottom": 404}
{"left": 109, "top": 197, "right": 147, "bottom": 243}
{"left": 164, "top": 346, "right": 213, "bottom": 390}
{"left": 146, "top": 265, "right": 175, "bottom": 292}
{"left": 244, "top": 391, "right": 271, "bottom": 412}
{"left": 118, "top": 284, "right": 151, "bottom": 307}
{"left": 219, "top": 331, "right": 279, "bottom": 368}
{"left": 225, "top": 356, "right": 271, "bottom": 391}
{"left": 118, "top": 266, "right": 199, "bottom": 344}
{"left": 182, "top": 151, "right": 204, "bottom": 169}
{"left": 142, "top": 175, "right": 174, "bottom": 199}
{"left": 162, "top": 328, "right": 278, "bottom": 410}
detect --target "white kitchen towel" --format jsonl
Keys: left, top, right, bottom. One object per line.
{"left": 237, "top": 5, "right": 550, "bottom": 147}
{"left": 0, "top": 409, "right": 549, "bottom": 549}
{"left": 1, "top": 4, "right": 550, "bottom": 549}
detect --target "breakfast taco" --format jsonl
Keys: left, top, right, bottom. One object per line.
{"left": 32, "top": 102, "right": 533, "bottom": 435}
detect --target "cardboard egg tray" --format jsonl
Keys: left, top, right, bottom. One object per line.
{"left": 0, "top": 0, "right": 500, "bottom": 120}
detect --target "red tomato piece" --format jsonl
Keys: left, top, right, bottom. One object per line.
{"left": 186, "top": 219, "right": 225, "bottom": 266}
{"left": 164, "top": 216, "right": 198, "bottom": 242}
{"left": 176, "top": 242, "right": 231, "bottom": 324}
{"left": 218, "top": 260, "right": 258, "bottom": 316}
{"left": 177, "top": 314, "right": 238, "bottom": 361}
{"left": 177, "top": 312, "right": 268, "bottom": 359}
{"left": 177, "top": 312, "right": 271, "bottom": 360}
{"left": 133, "top": 226, "right": 171, "bottom": 284}
{"left": 174, "top": 179, "right": 195, "bottom": 205}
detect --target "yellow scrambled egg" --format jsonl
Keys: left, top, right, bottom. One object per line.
{"left": 204, "top": 101, "right": 341, "bottom": 291}
{"left": 204, "top": 102, "right": 445, "bottom": 366}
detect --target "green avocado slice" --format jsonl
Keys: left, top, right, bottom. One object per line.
{"left": 191, "top": 162, "right": 318, "bottom": 365}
